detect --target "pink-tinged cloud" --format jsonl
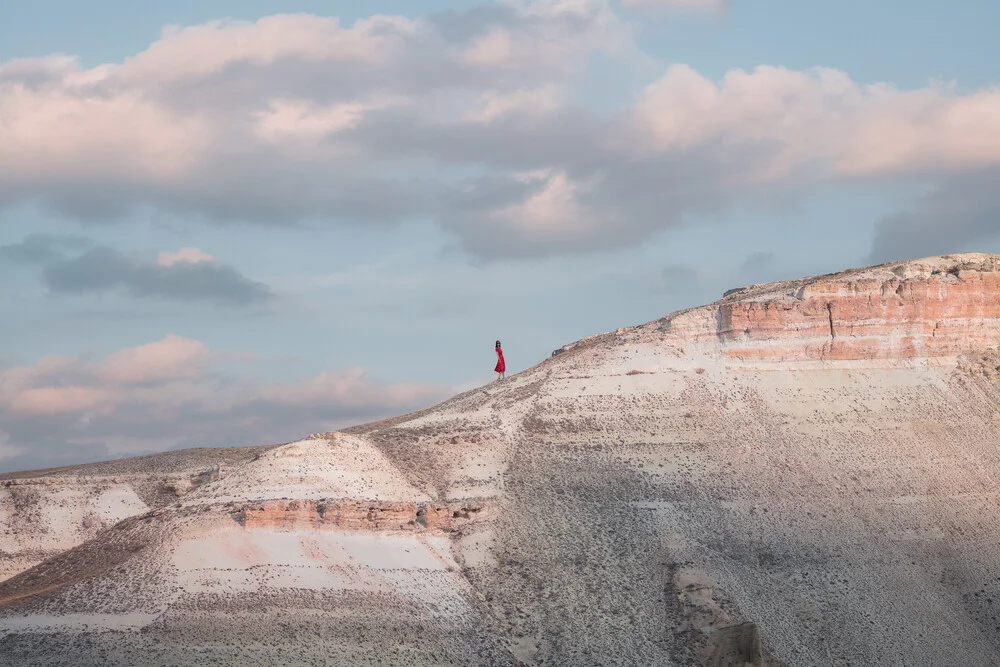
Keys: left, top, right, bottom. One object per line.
{"left": 459, "top": 2, "right": 632, "bottom": 72}
{"left": 117, "top": 14, "right": 412, "bottom": 86}
{"left": 0, "top": 337, "right": 452, "bottom": 470}
{"left": 10, "top": 386, "right": 119, "bottom": 416}
{"left": 0, "top": 6, "right": 998, "bottom": 257}
{"left": 0, "top": 56, "right": 209, "bottom": 183}
{"left": 0, "top": 5, "right": 631, "bottom": 236}
{"left": 97, "top": 335, "right": 209, "bottom": 384}
{"left": 156, "top": 248, "right": 215, "bottom": 267}
{"left": 634, "top": 64, "right": 1000, "bottom": 179}
{"left": 256, "top": 368, "right": 448, "bottom": 410}
{"left": 0, "top": 355, "right": 83, "bottom": 405}
{"left": 252, "top": 96, "right": 415, "bottom": 143}
{"left": 490, "top": 170, "right": 607, "bottom": 243}
{"left": 622, "top": 0, "right": 727, "bottom": 13}
{"left": 463, "top": 86, "right": 565, "bottom": 123}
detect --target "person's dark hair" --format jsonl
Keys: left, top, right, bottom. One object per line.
{"left": 495, "top": 340, "right": 501, "bottom": 347}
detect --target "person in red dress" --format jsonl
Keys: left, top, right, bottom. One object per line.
{"left": 494, "top": 340, "right": 506, "bottom": 380}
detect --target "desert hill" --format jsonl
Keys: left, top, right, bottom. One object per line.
{"left": 4, "top": 253, "right": 1000, "bottom": 665}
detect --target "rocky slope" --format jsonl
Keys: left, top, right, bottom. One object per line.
{"left": 0, "top": 446, "right": 276, "bottom": 582}
{"left": 4, "top": 253, "right": 1000, "bottom": 666}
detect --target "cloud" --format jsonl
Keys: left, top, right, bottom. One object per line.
{"left": 1, "top": 235, "right": 270, "bottom": 305}
{"left": 40, "top": 245, "right": 270, "bottom": 305}
{"left": 463, "top": 85, "right": 565, "bottom": 123}
{"left": 11, "top": 386, "right": 119, "bottom": 416}
{"left": 621, "top": 0, "right": 728, "bottom": 14}
{"left": 481, "top": 170, "right": 613, "bottom": 250}
{"left": 97, "top": 334, "right": 209, "bottom": 384}
{"left": 0, "top": 4, "right": 998, "bottom": 259}
{"left": 0, "top": 3, "right": 634, "bottom": 251}
{"left": 739, "top": 251, "right": 775, "bottom": 274}
{"left": 0, "top": 234, "right": 92, "bottom": 264}
{"left": 0, "top": 3, "right": 631, "bottom": 223}
{"left": 156, "top": 247, "right": 215, "bottom": 267}
{"left": 634, "top": 64, "right": 1000, "bottom": 179}
{"left": 253, "top": 368, "right": 445, "bottom": 415}
{"left": 868, "top": 168, "right": 1000, "bottom": 263}
{"left": 0, "top": 336, "right": 450, "bottom": 473}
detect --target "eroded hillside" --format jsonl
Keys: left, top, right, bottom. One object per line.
{"left": 0, "top": 446, "right": 278, "bottom": 581}
{"left": 4, "top": 253, "right": 1000, "bottom": 666}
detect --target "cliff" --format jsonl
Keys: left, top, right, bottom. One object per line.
{"left": 550, "top": 252, "right": 1000, "bottom": 364}
{"left": 4, "top": 253, "right": 1000, "bottom": 666}
{"left": 665, "top": 253, "right": 1000, "bottom": 361}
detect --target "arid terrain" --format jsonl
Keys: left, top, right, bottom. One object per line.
{"left": 4, "top": 253, "right": 1000, "bottom": 666}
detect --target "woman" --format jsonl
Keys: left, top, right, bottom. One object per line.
{"left": 494, "top": 340, "right": 506, "bottom": 380}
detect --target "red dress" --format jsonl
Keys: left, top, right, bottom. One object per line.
{"left": 494, "top": 347, "right": 506, "bottom": 373}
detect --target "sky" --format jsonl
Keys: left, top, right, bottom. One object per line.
{"left": 1, "top": 0, "right": 998, "bottom": 472}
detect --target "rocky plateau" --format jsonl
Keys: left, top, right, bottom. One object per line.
{"left": 4, "top": 253, "right": 1000, "bottom": 666}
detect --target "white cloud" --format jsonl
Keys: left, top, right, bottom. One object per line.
{"left": 463, "top": 86, "right": 565, "bottom": 123}
{"left": 253, "top": 96, "right": 414, "bottom": 143}
{"left": 622, "top": 0, "right": 727, "bottom": 13}
{"left": 0, "top": 336, "right": 210, "bottom": 412}
{"left": 492, "top": 170, "right": 596, "bottom": 238}
{"left": 634, "top": 64, "right": 1000, "bottom": 179}
{"left": 156, "top": 248, "right": 215, "bottom": 267}
{"left": 0, "top": 56, "right": 209, "bottom": 183}
{"left": 10, "top": 386, "right": 120, "bottom": 416}
{"left": 0, "top": 3, "right": 998, "bottom": 258}
{"left": 462, "top": 0, "right": 633, "bottom": 72}
{"left": 255, "top": 368, "right": 445, "bottom": 410}
{"left": 97, "top": 334, "right": 209, "bottom": 384}
{"left": 0, "top": 3, "right": 631, "bottom": 230}
{"left": 464, "top": 27, "right": 516, "bottom": 68}
{"left": 117, "top": 14, "right": 410, "bottom": 86}
{"left": 2, "top": 334, "right": 437, "bottom": 417}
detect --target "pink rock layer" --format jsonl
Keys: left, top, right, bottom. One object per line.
{"left": 230, "top": 499, "right": 485, "bottom": 533}
{"left": 656, "top": 257, "right": 1000, "bottom": 362}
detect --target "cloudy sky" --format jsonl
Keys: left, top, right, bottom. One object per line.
{"left": 1, "top": 0, "right": 998, "bottom": 472}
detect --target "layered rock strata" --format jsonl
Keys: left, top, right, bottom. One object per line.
{"left": 558, "top": 253, "right": 1000, "bottom": 364}
{"left": 0, "top": 447, "right": 274, "bottom": 582}
{"left": 231, "top": 498, "right": 486, "bottom": 532}
{"left": 4, "top": 254, "right": 1000, "bottom": 666}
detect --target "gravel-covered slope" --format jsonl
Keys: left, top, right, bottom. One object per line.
{"left": 4, "top": 254, "right": 1000, "bottom": 666}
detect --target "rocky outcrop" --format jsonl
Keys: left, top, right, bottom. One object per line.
{"left": 230, "top": 498, "right": 486, "bottom": 532}
{"left": 652, "top": 254, "right": 1000, "bottom": 362}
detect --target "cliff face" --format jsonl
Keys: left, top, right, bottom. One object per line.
{"left": 650, "top": 253, "right": 1000, "bottom": 362}
{"left": 5, "top": 253, "right": 1000, "bottom": 667}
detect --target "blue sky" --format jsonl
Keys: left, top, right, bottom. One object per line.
{"left": 1, "top": 0, "right": 998, "bottom": 471}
